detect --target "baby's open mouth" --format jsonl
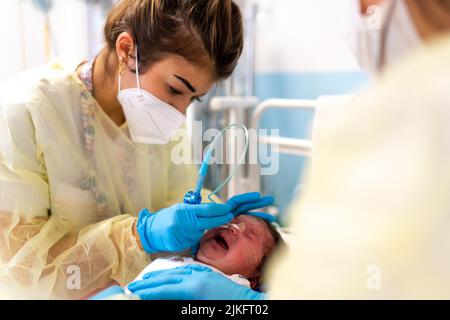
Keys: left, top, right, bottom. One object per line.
{"left": 214, "top": 234, "right": 229, "bottom": 250}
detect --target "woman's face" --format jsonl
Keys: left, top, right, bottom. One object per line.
{"left": 120, "top": 54, "right": 215, "bottom": 115}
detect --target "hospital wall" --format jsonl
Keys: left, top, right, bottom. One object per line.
{"left": 0, "top": 0, "right": 107, "bottom": 82}
{"left": 252, "top": 0, "right": 368, "bottom": 222}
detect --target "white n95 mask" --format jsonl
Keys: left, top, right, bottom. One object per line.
{"left": 117, "top": 46, "right": 186, "bottom": 145}
{"left": 348, "top": 0, "right": 422, "bottom": 74}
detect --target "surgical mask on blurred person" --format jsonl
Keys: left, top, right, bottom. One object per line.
{"left": 349, "top": 0, "right": 422, "bottom": 73}
{"left": 117, "top": 46, "right": 186, "bottom": 145}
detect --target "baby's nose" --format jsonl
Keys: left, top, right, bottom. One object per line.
{"left": 229, "top": 223, "right": 246, "bottom": 234}
{"left": 229, "top": 225, "right": 239, "bottom": 235}
{"left": 220, "top": 223, "right": 245, "bottom": 235}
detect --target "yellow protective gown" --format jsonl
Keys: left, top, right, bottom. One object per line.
{"left": 0, "top": 61, "right": 199, "bottom": 299}
{"left": 268, "top": 34, "right": 450, "bottom": 299}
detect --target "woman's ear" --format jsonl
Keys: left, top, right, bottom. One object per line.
{"left": 115, "top": 32, "right": 135, "bottom": 63}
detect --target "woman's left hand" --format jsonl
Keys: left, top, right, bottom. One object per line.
{"left": 226, "top": 192, "right": 274, "bottom": 216}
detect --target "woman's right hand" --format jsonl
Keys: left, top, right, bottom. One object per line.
{"left": 136, "top": 203, "right": 234, "bottom": 253}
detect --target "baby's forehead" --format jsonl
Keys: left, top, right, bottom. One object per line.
{"left": 233, "top": 215, "right": 269, "bottom": 233}
{"left": 232, "top": 214, "right": 260, "bottom": 224}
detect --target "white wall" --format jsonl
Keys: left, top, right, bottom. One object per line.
{"left": 0, "top": 0, "right": 108, "bottom": 82}
{"left": 253, "top": 0, "right": 361, "bottom": 73}
{"left": 1, "top": 0, "right": 362, "bottom": 81}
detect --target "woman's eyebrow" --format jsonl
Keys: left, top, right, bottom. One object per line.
{"left": 173, "top": 74, "right": 197, "bottom": 93}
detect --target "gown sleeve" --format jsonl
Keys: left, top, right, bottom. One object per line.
{"left": 0, "top": 93, "right": 150, "bottom": 299}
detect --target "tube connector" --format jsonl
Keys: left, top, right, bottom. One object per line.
{"left": 183, "top": 190, "right": 202, "bottom": 205}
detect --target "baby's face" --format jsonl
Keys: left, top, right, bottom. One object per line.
{"left": 196, "top": 215, "right": 275, "bottom": 280}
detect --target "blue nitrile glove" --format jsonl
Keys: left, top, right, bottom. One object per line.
{"left": 190, "top": 241, "right": 201, "bottom": 256}
{"left": 226, "top": 192, "right": 274, "bottom": 217}
{"left": 127, "top": 265, "right": 267, "bottom": 300}
{"left": 89, "top": 286, "right": 125, "bottom": 300}
{"left": 137, "top": 203, "right": 234, "bottom": 253}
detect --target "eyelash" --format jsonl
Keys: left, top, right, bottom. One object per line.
{"left": 168, "top": 86, "right": 182, "bottom": 96}
{"left": 168, "top": 86, "right": 203, "bottom": 103}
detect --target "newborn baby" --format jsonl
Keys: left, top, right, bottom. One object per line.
{"left": 125, "top": 214, "right": 282, "bottom": 293}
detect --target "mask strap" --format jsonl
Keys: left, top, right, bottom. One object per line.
{"left": 118, "top": 64, "right": 122, "bottom": 92}
{"left": 135, "top": 45, "right": 141, "bottom": 91}
{"left": 117, "top": 45, "right": 140, "bottom": 92}
{"left": 118, "top": 53, "right": 127, "bottom": 92}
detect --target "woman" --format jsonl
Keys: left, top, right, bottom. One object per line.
{"left": 0, "top": 0, "right": 271, "bottom": 299}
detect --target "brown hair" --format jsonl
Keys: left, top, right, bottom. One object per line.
{"left": 405, "top": 0, "right": 450, "bottom": 40}
{"left": 103, "top": 0, "right": 244, "bottom": 80}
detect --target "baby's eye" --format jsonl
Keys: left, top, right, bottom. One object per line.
{"left": 245, "top": 230, "right": 257, "bottom": 242}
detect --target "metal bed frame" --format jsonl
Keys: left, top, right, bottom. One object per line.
{"left": 209, "top": 97, "right": 316, "bottom": 197}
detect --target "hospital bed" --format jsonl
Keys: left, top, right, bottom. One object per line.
{"left": 209, "top": 96, "right": 316, "bottom": 198}
{"left": 208, "top": 94, "right": 353, "bottom": 223}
